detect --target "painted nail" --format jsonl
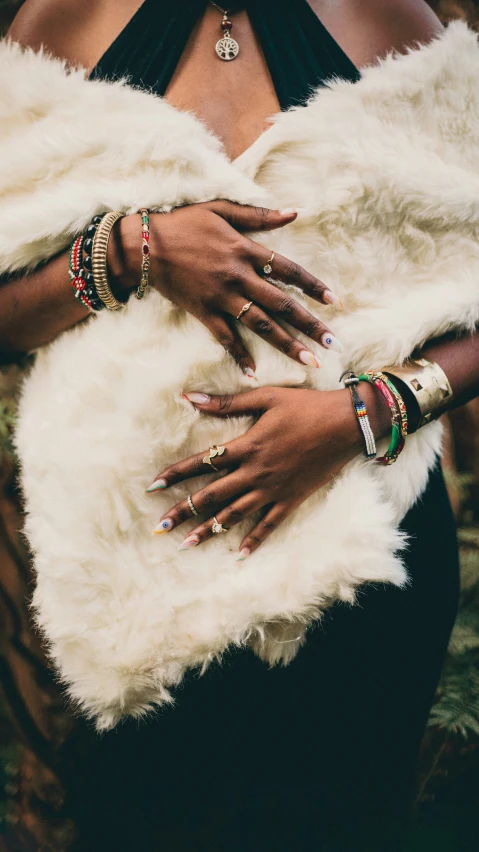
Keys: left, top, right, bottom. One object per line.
{"left": 146, "top": 478, "right": 167, "bottom": 493}
{"left": 320, "top": 332, "right": 344, "bottom": 353}
{"left": 298, "top": 350, "right": 320, "bottom": 368}
{"left": 237, "top": 547, "right": 251, "bottom": 561}
{"left": 243, "top": 366, "right": 258, "bottom": 380}
{"left": 153, "top": 518, "right": 174, "bottom": 535}
{"left": 323, "top": 290, "right": 344, "bottom": 309}
{"left": 279, "top": 208, "right": 298, "bottom": 216}
{"left": 178, "top": 535, "right": 200, "bottom": 551}
{"left": 182, "top": 392, "right": 211, "bottom": 405}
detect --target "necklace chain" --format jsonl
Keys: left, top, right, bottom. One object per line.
{"left": 209, "top": 1, "right": 229, "bottom": 15}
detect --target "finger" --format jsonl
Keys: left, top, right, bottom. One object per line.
{"left": 201, "top": 201, "right": 298, "bottom": 232}
{"left": 153, "top": 472, "right": 248, "bottom": 534}
{"left": 243, "top": 276, "right": 343, "bottom": 353}
{"left": 250, "top": 244, "right": 342, "bottom": 308}
{"left": 177, "top": 492, "right": 265, "bottom": 550}
{"left": 205, "top": 315, "right": 256, "bottom": 378}
{"left": 180, "top": 387, "right": 277, "bottom": 418}
{"left": 147, "top": 439, "right": 243, "bottom": 492}
{"left": 238, "top": 303, "right": 321, "bottom": 367}
{"left": 238, "top": 501, "right": 297, "bottom": 559}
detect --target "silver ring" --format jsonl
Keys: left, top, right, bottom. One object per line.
{"left": 212, "top": 516, "right": 229, "bottom": 535}
{"left": 202, "top": 445, "right": 225, "bottom": 471}
{"left": 236, "top": 301, "right": 253, "bottom": 321}
{"left": 187, "top": 494, "right": 199, "bottom": 517}
{"left": 263, "top": 251, "right": 275, "bottom": 276}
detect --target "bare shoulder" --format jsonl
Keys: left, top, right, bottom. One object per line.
{"left": 314, "top": 0, "right": 443, "bottom": 69}
{"left": 7, "top": 0, "right": 143, "bottom": 72}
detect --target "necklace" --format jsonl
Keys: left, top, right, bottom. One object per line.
{"left": 209, "top": 2, "right": 240, "bottom": 61}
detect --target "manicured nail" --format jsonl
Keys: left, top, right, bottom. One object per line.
{"left": 323, "top": 290, "right": 344, "bottom": 309}
{"left": 146, "top": 478, "right": 167, "bottom": 493}
{"left": 153, "top": 518, "right": 174, "bottom": 535}
{"left": 182, "top": 392, "right": 211, "bottom": 405}
{"left": 178, "top": 535, "right": 200, "bottom": 551}
{"left": 237, "top": 547, "right": 251, "bottom": 561}
{"left": 298, "top": 350, "right": 320, "bottom": 368}
{"left": 320, "top": 332, "right": 344, "bottom": 353}
{"left": 279, "top": 208, "right": 298, "bottom": 216}
{"left": 243, "top": 367, "right": 257, "bottom": 380}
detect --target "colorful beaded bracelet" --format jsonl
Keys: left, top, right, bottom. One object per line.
{"left": 358, "top": 371, "right": 407, "bottom": 465}
{"left": 68, "top": 215, "right": 106, "bottom": 313}
{"left": 136, "top": 208, "right": 150, "bottom": 300}
{"left": 341, "top": 371, "right": 376, "bottom": 460}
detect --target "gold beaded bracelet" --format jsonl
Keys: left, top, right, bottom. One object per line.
{"left": 91, "top": 211, "right": 126, "bottom": 311}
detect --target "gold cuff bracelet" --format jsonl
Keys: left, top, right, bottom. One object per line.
{"left": 91, "top": 211, "right": 126, "bottom": 311}
{"left": 382, "top": 357, "right": 453, "bottom": 428}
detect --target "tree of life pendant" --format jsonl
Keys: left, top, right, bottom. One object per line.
{"left": 216, "top": 34, "right": 239, "bottom": 61}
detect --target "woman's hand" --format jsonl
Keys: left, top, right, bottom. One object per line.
{"left": 148, "top": 384, "right": 390, "bottom": 558}
{"left": 108, "top": 202, "right": 343, "bottom": 377}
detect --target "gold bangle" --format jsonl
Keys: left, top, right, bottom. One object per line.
{"left": 91, "top": 211, "right": 126, "bottom": 311}
{"left": 382, "top": 357, "right": 453, "bottom": 428}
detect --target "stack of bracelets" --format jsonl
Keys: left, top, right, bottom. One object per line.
{"left": 341, "top": 369, "right": 409, "bottom": 465}
{"left": 68, "top": 208, "right": 151, "bottom": 312}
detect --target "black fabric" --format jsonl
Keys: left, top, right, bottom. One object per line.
{"left": 81, "top": 5, "right": 460, "bottom": 850}
{"left": 91, "top": 0, "right": 361, "bottom": 110}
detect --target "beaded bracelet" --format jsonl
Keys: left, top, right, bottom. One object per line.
{"left": 136, "top": 208, "right": 150, "bottom": 300}
{"left": 341, "top": 371, "right": 376, "bottom": 460}
{"left": 69, "top": 234, "right": 93, "bottom": 312}
{"left": 358, "top": 372, "right": 407, "bottom": 465}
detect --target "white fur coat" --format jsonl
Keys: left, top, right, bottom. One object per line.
{"left": 5, "top": 23, "right": 479, "bottom": 728}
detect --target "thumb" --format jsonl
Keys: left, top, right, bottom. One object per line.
{"left": 181, "top": 389, "right": 272, "bottom": 417}
{"left": 206, "top": 201, "right": 298, "bottom": 232}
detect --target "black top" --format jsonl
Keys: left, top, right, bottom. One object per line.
{"left": 91, "top": 0, "right": 361, "bottom": 110}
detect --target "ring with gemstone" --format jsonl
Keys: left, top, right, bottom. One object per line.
{"left": 211, "top": 516, "right": 229, "bottom": 535}
{"left": 187, "top": 494, "right": 199, "bottom": 517}
{"left": 263, "top": 251, "right": 275, "bottom": 276}
{"left": 236, "top": 301, "right": 253, "bottom": 321}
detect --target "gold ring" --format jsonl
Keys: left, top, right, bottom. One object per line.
{"left": 236, "top": 301, "right": 253, "bottom": 321}
{"left": 212, "top": 516, "right": 229, "bottom": 535}
{"left": 202, "top": 445, "right": 226, "bottom": 471}
{"left": 263, "top": 251, "right": 275, "bottom": 276}
{"left": 187, "top": 494, "right": 199, "bottom": 517}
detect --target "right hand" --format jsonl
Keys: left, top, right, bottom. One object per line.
{"left": 108, "top": 201, "right": 342, "bottom": 376}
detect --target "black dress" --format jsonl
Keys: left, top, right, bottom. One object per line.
{"left": 67, "top": 3, "right": 459, "bottom": 850}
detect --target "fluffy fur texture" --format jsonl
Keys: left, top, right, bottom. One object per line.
{"left": 6, "top": 23, "right": 479, "bottom": 727}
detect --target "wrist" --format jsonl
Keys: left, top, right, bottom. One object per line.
{"left": 106, "top": 214, "right": 141, "bottom": 299}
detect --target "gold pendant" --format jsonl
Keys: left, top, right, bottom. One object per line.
{"left": 216, "top": 34, "right": 239, "bottom": 61}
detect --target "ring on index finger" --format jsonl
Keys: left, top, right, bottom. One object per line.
{"left": 203, "top": 445, "right": 226, "bottom": 472}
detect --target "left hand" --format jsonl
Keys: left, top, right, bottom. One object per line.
{"left": 148, "top": 386, "right": 384, "bottom": 559}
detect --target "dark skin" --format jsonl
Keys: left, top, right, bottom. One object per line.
{"left": 7, "top": 0, "right": 479, "bottom": 556}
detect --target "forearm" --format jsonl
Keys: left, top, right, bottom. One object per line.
{"left": 0, "top": 249, "right": 88, "bottom": 360}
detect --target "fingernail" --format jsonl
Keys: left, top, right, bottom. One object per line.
{"left": 243, "top": 366, "right": 257, "bottom": 380}
{"left": 279, "top": 208, "right": 298, "bottom": 216}
{"left": 153, "top": 518, "right": 174, "bottom": 535}
{"left": 323, "top": 290, "right": 344, "bottom": 309}
{"left": 146, "top": 478, "right": 167, "bottom": 493}
{"left": 178, "top": 535, "right": 200, "bottom": 551}
{"left": 237, "top": 547, "right": 251, "bottom": 561}
{"left": 320, "top": 332, "right": 344, "bottom": 353}
{"left": 298, "top": 350, "right": 320, "bottom": 368}
{"left": 182, "top": 392, "right": 211, "bottom": 405}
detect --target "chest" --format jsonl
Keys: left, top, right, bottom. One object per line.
{"left": 164, "top": 6, "right": 280, "bottom": 161}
